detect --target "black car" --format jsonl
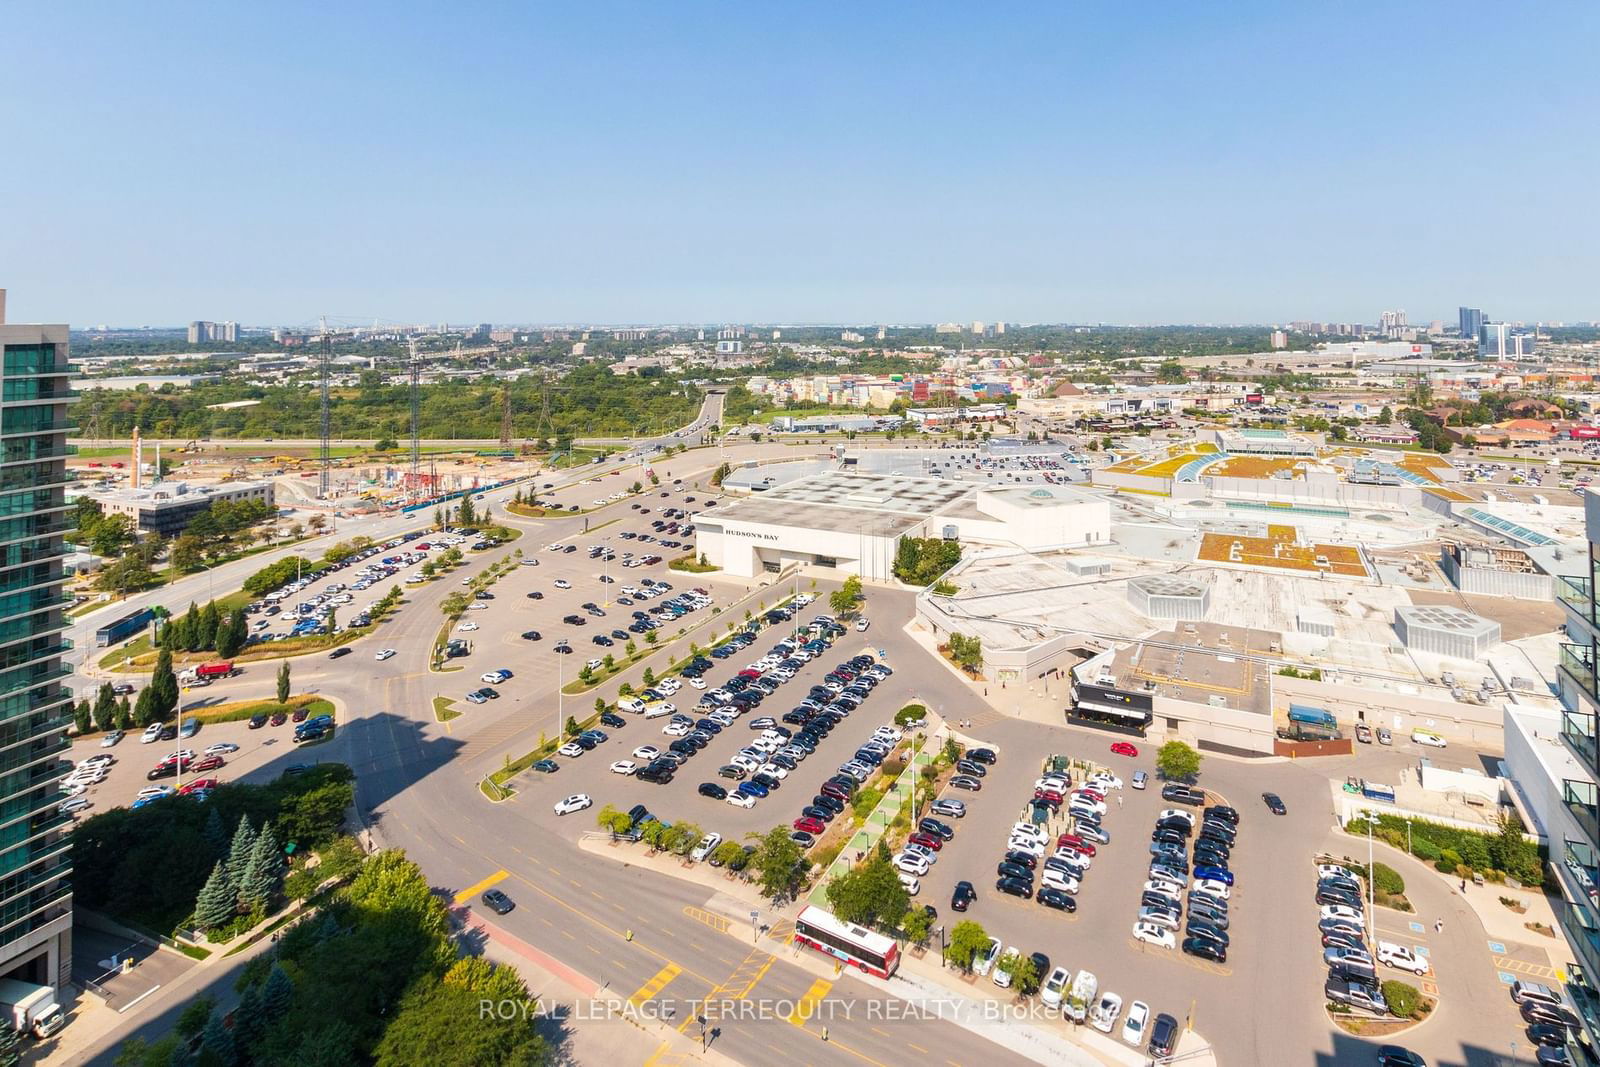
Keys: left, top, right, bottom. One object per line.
{"left": 1317, "top": 888, "right": 1364, "bottom": 909}
{"left": 1149, "top": 1013, "right": 1179, "bottom": 1057}
{"left": 996, "top": 876, "right": 1033, "bottom": 899}
{"left": 521, "top": 630, "right": 542, "bottom": 641}
{"left": 801, "top": 805, "right": 834, "bottom": 823}
{"left": 1376, "top": 1048, "right": 1427, "bottom": 1067}
{"left": 1181, "top": 936, "right": 1226, "bottom": 963}
{"left": 481, "top": 888, "right": 515, "bottom": 914}
{"left": 526, "top": 591, "right": 544, "bottom": 600}
{"left": 249, "top": 713, "right": 268, "bottom": 729}
{"left": 1262, "top": 792, "right": 1287, "bottom": 815}
{"left": 698, "top": 782, "right": 728, "bottom": 800}
{"left": 1185, "top": 919, "right": 1229, "bottom": 947}
{"left": 812, "top": 793, "right": 844, "bottom": 814}
{"left": 1205, "top": 805, "right": 1240, "bottom": 824}
{"left": 1528, "top": 1023, "right": 1567, "bottom": 1048}
{"left": 1037, "top": 887, "right": 1076, "bottom": 911}
{"left": 997, "top": 861, "right": 1033, "bottom": 882}
{"left": 951, "top": 880, "right": 976, "bottom": 911}
{"left": 1152, "top": 828, "right": 1187, "bottom": 847}
{"left": 954, "top": 759, "right": 987, "bottom": 778}
{"left": 1002, "top": 850, "right": 1038, "bottom": 870}
{"left": 531, "top": 759, "right": 559, "bottom": 773}
{"left": 599, "top": 712, "right": 626, "bottom": 728}
{"left": 1161, "top": 784, "right": 1206, "bottom": 806}
{"left": 328, "top": 647, "right": 352, "bottom": 660}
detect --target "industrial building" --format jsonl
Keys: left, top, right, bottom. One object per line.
{"left": 0, "top": 290, "right": 76, "bottom": 1004}
{"left": 692, "top": 471, "right": 1111, "bottom": 579}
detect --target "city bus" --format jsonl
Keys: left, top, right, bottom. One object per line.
{"left": 793, "top": 905, "right": 900, "bottom": 978}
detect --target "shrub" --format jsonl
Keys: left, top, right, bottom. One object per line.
{"left": 1436, "top": 848, "right": 1462, "bottom": 873}
{"left": 1410, "top": 838, "right": 1442, "bottom": 862}
{"left": 1371, "top": 862, "right": 1405, "bottom": 896}
{"left": 894, "top": 705, "right": 928, "bottom": 727}
{"left": 1381, "top": 980, "right": 1422, "bottom": 1019}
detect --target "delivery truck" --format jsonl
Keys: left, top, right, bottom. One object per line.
{"left": 0, "top": 979, "right": 64, "bottom": 1039}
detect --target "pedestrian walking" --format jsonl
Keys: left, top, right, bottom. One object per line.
{"left": 1460, "top": 879, "right": 1467, "bottom": 892}
{"left": 1116, "top": 795, "right": 1123, "bottom": 809}
{"left": 821, "top": 1026, "right": 829, "bottom": 1042}
{"left": 1434, "top": 918, "right": 1444, "bottom": 934}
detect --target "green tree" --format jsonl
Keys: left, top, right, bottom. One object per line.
{"left": 226, "top": 816, "right": 258, "bottom": 889}
{"left": 150, "top": 650, "right": 179, "bottom": 721}
{"left": 89, "top": 512, "right": 135, "bottom": 557}
{"left": 201, "top": 1010, "right": 236, "bottom": 1064}
{"left": 170, "top": 534, "right": 203, "bottom": 575}
{"left": 277, "top": 660, "right": 291, "bottom": 705}
{"left": 900, "top": 906, "right": 933, "bottom": 945}
{"left": 828, "top": 575, "right": 863, "bottom": 617}
{"left": 997, "top": 950, "right": 1041, "bottom": 995}
{"left": 595, "top": 805, "right": 633, "bottom": 835}
{"left": 74, "top": 698, "right": 92, "bottom": 735}
{"left": 457, "top": 493, "right": 476, "bottom": 527}
{"left": 1155, "top": 740, "right": 1202, "bottom": 781}
{"left": 202, "top": 807, "right": 228, "bottom": 857}
{"left": 374, "top": 436, "right": 398, "bottom": 452}
{"left": 86, "top": 684, "right": 114, "bottom": 734}
{"left": 261, "top": 961, "right": 294, "bottom": 1019}
{"left": 132, "top": 687, "right": 158, "bottom": 728}
{"left": 1378, "top": 405, "right": 1393, "bottom": 424}
{"left": 116, "top": 695, "right": 132, "bottom": 731}
{"left": 197, "top": 599, "right": 220, "bottom": 650}
{"left": 193, "top": 861, "right": 237, "bottom": 929}
{"left": 710, "top": 841, "right": 747, "bottom": 867}
{"left": 242, "top": 824, "right": 285, "bottom": 911}
{"left": 746, "top": 826, "right": 805, "bottom": 902}
{"left": 176, "top": 994, "right": 216, "bottom": 1039}
{"left": 645, "top": 630, "right": 658, "bottom": 645}
{"left": 1380, "top": 980, "right": 1421, "bottom": 1018}
{"left": 564, "top": 716, "right": 579, "bottom": 737}
{"left": 824, "top": 849, "right": 908, "bottom": 930}
{"left": 642, "top": 667, "right": 655, "bottom": 686}
{"left": 216, "top": 606, "right": 247, "bottom": 658}
{"left": 945, "top": 920, "right": 990, "bottom": 971}
{"left": 374, "top": 958, "right": 547, "bottom": 1067}
{"left": 231, "top": 985, "right": 266, "bottom": 1055}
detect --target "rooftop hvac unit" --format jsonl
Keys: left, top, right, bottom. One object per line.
{"left": 1207, "top": 695, "right": 1228, "bottom": 707}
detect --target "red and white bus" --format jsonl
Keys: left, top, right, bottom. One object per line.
{"left": 793, "top": 905, "right": 900, "bottom": 978}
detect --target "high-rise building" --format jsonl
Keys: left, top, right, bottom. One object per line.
{"left": 0, "top": 289, "right": 76, "bottom": 1003}
{"left": 1507, "top": 494, "right": 1600, "bottom": 1059}
{"left": 187, "top": 320, "right": 237, "bottom": 344}
{"left": 1270, "top": 330, "right": 1289, "bottom": 349}
{"left": 1479, "top": 322, "right": 1537, "bottom": 358}
{"left": 1458, "top": 307, "right": 1485, "bottom": 340}
{"left": 1379, "top": 309, "right": 1407, "bottom": 338}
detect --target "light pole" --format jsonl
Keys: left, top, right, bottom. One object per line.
{"left": 750, "top": 909, "right": 759, "bottom": 944}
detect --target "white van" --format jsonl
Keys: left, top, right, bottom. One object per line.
{"left": 616, "top": 697, "right": 646, "bottom": 714}
{"left": 642, "top": 701, "right": 673, "bottom": 719}
{"left": 1411, "top": 729, "right": 1447, "bottom": 748}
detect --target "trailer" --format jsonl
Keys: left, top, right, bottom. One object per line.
{"left": 0, "top": 979, "right": 64, "bottom": 1039}
{"left": 95, "top": 607, "right": 156, "bottom": 648}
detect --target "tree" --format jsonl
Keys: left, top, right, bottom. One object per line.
{"left": 176, "top": 994, "right": 216, "bottom": 1039}
{"left": 374, "top": 436, "right": 398, "bottom": 452}
{"left": 170, "top": 534, "right": 203, "bottom": 575}
{"left": 277, "top": 660, "right": 291, "bottom": 705}
{"left": 308, "top": 514, "right": 329, "bottom": 534}
{"left": 226, "top": 816, "right": 257, "bottom": 889}
{"left": 564, "top": 716, "right": 579, "bottom": 737}
{"left": 595, "top": 805, "right": 633, "bottom": 835}
{"left": 746, "top": 826, "right": 805, "bottom": 902}
{"left": 216, "top": 607, "right": 247, "bottom": 658}
{"left": 231, "top": 985, "right": 266, "bottom": 1055}
{"left": 201, "top": 1010, "right": 235, "bottom": 1064}
{"left": 948, "top": 633, "right": 982, "bottom": 673}
{"left": 1378, "top": 405, "right": 1393, "bottom": 424}
{"left": 710, "top": 841, "right": 746, "bottom": 867}
{"left": 711, "top": 462, "right": 731, "bottom": 487}
{"left": 93, "top": 682, "right": 117, "bottom": 733}
{"left": 197, "top": 600, "right": 220, "bottom": 650}
{"left": 193, "top": 861, "right": 237, "bottom": 929}
{"left": 132, "top": 688, "right": 157, "bottom": 728}
{"left": 74, "top": 699, "right": 92, "bottom": 735}
{"left": 824, "top": 849, "right": 908, "bottom": 930}
{"left": 374, "top": 958, "right": 547, "bottom": 1067}
{"left": 829, "top": 575, "right": 863, "bottom": 618}
{"left": 1155, "top": 740, "right": 1202, "bottom": 781}
{"left": 242, "top": 824, "right": 285, "bottom": 911}
{"left": 997, "top": 950, "right": 1041, "bottom": 995}
{"left": 150, "top": 650, "right": 179, "bottom": 721}
{"left": 1380, "top": 980, "right": 1421, "bottom": 1019}
{"left": 900, "top": 907, "right": 933, "bottom": 945}
{"left": 458, "top": 494, "right": 476, "bottom": 527}
{"left": 202, "top": 807, "right": 228, "bottom": 858}
{"left": 89, "top": 513, "right": 135, "bottom": 558}
{"left": 645, "top": 630, "right": 658, "bottom": 645}
{"left": 116, "top": 695, "right": 132, "bottom": 731}
{"left": 945, "top": 920, "right": 990, "bottom": 971}
{"left": 261, "top": 961, "right": 294, "bottom": 1019}
{"left": 642, "top": 667, "right": 655, "bottom": 686}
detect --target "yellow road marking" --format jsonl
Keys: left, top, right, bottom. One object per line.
{"left": 1494, "top": 956, "right": 1557, "bottom": 979}
{"left": 452, "top": 868, "right": 509, "bottom": 905}
{"left": 786, "top": 978, "right": 832, "bottom": 1025}
{"left": 682, "top": 905, "right": 732, "bottom": 933}
{"left": 642, "top": 1040, "right": 671, "bottom": 1066}
{"left": 627, "top": 963, "right": 683, "bottom": 1009}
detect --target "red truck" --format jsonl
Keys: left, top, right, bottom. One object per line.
{"left": 193, "top": 662, "right": 237, "bottom": 680}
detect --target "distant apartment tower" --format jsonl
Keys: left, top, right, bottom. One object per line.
{"left": 716, "top": 327, "right": 745, "bottom": 341}
{"left": 993, "top": 322, "right": 1006, "bottom": 336}
{"left": 715, "top": 340, "right": 743, "bottom": 355}
{"left": 971, "top": 321, "right": 986, "bottom": 336}
{"left": 0, "top": 290, "right": 77, "bottom": 1001}
{"left": 1459, "top": 306, "right": 1486, "bottom": 341}
{"left": 934, "top": 323, "right": 963, "bottom": 334}
{"left": 1270, "top": 330, "right": 1289, "bottom": 349}
{"left": 1480, "top": 322, "right": 1537, "bottom": 358}
{"left": 187, "top": 320, "right": 237, "bottom": 344}
{"left": 1379, "top": 309, "right": 1407, "bottom": 338}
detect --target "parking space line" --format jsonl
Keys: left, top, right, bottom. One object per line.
{"left": 786, "top": 978, "right": 832, "bottom": 1025}
{"left": 1493, "top": 955, "right": 1556, "bottom": 979}
{"left": 451, "top": 868, "right": 509, "bottom": 905}
{"left": 682, "top": 904, "right": 733, "bottom": 933}
{"left": 627, "top": 963, "right": 683, "bottom": 1009}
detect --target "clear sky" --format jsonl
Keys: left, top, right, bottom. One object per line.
{"left": 4, "top": 2, "right": 1596, "bottom": 328}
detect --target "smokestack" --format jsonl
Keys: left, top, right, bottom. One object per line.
{"left": 131, "top": 427, "right": 142, "bottom": 489}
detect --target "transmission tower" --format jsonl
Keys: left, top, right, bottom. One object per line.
{"left": 318, "top": 317, "right": 332, "bottom": 499}
{"left": 408, "top": 338, "right": 421, "bottom": 484}
{"left": 499, "top": 385, "right": 514, "bottom": 447}
{"left": 530, "top": 372, "right": 555, "bottom": 445}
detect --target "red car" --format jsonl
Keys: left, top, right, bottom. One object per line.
{"left": 792, "top": 816, "right": 826, "bottom": 835}
{"left": 192, "top": 755, "right": 226, "bottom": 772}
{"left": 907, "top": 832, "right": 943, "bottom": 852}
{"left": 1056, "top": 834, "right": 1095, "bottom": 856}
{"left": 178, "top": 777, "right": 219, "bottom": 795}
{"left": 1035, "top": 789, "right": 1065, "bottom": 804}
{"left": 269, "top": 711, "right": 288, "bottom": 727}
{"left": 1075, "top": 789, "right": 1106, "bottom": 804}
{"left": 1110, "top": 741, "right": 1139, "bottom": 758}
{"left": 737, "top": 669, "right": 761, "bottom": 679}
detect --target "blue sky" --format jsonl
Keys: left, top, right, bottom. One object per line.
{"left": 4, "top": 2, "right": 1596, "bottom": 327}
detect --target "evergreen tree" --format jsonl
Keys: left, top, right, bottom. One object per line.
{"left": 216, "top": 607, "right": 247, "bottom": 658}
{"left": 202, "top": 808, "right": 227, "bottom": 858}
{"left": 182, "top": 601, "right": 202, "bottom": 652}
{"left": 151, "top": 649, "right": 179, "bottom": 721}
{"left": 93, "top": 682, "right": 117, "bottom": 733}
{"left": 193, "top": 861, "right": 236, "bottom": 929}
{"left": 73, "top": 699, "right": 91, "bottom": 735}
{"left": 200, "top": 1010, "right": 235, "bottom": 1065}
{"left": 261, "top": 963, "right": 294, "bottom": 1019}
{"left": 197, "top": 600, "right": 220, "bottom": 651}
{"left": 0, "top": 1021, "right": 18, "bottom": 1067}
{"left": 116, "top": 695, "right": 132, "bottom": 731}
{"left": 226, "top": 816, "right": 256, "bottom": 889}
{"left": 242, "top": 825, "right": 284, "bottom": 911}
{"left": 231, "top": 985, "right": 265, "bottom": 1055}
{"left": 132, "top": 688, "right": 157, "bottom": 728}
{"left": 276, "top": 661, "right": 291, "bottom": 705}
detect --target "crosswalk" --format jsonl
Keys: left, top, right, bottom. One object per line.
{"left": 786, "top": 978, "right": 834, "bottom": 1026}
{"left": 627, "top": 963, "right": 683, "bottom": 1010}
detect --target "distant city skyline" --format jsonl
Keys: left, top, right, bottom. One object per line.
{"left": 4, "top": 3, "right": 1596, "bottom": 326}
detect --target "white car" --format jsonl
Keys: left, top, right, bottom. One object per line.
{"left": 632, "top": 745, "right": 660, "bottom": 760}
{"left": 554, "top": 579, "right": 571, "bottom": 589}
{"left": 661, "top": 721, "right": 689, "bottom": 737}
{"left": 609, "top": 760, "right": 637, "bottom": 776}
{"left": 1007, "top": 837, "right": 1045, "bottom": 858}
{"left": 1069, "top": 793, "right": 1107, "bottom": 816}
{"left": 457, "top": 621, "right": 480, "bottom": 632}
{"left": 135, "top": 785, "right": 173, "bottom": 801}
{"left": 481, "top": 671, "right": 508, "bottom": 684}
{"left": 756, "top": 763, "right": 788, "bottom": 780}
{"left": 1086, "top": 773, "right": 1123, "bottom": 791}
{"left": 1121, "top": 1001, "right": 1151, "bottom": 1046}
{"left": 893, "top": 854, "right": 930, "bottom": 877}
{"left": 375, "top": 648, "right": 397, "bottom": 661}
{"left": 1010, "top": 823, "right": 1049, "bottom": 844}
{"left": 1317, "top": 863, "right": 1358, "bottom": 881}
{"left": 688, "top": 677, "right": 707, "bottom": 690}
{"left": 726, "top": 792, "right": 756, "bottom": 809}
{"left": 1090, "top": 991, "right": 1124, "bottom": 1033}
{"left": 204, "top": 742, "right": 239, "bottom": 756}
{"left": 971, "top": 937, "right": 1003, "bottom": 977}
{"left": 141, "top": 724, "right": 163, "bottom": 744}
{"left": 992, "top": 945, "right": 1019, "bottom": 988}
{"left": 1040, "top": 966, "right": 1071, "bottom": 1009}
{"left": 1144, "top": 879, "right": 1184, "bottom": 899}
{"left": 1192, "top": 878, "right": 1232, "bottom": 901}
{"left": 1377, "top": 941, "right": 1429, "bottom": 975}
{"left": 1320, "top": 904, "right": 1364, "bottom": 924}
{"left": 1131, "top": 921, "right": 1176, "bottom": 949}
{"left": 553, "top": 794, "right": 592, "bottom": 816}
{"left": 558, "top": 742, "right": 584, "bottom": 757}
{"left": 586, "top": 659, "right": 602, "bottom": 671}
{"left": 657, "top": 678, "right": 681, "bottom": 694}
{"left": 855, "top": 618, "right": 869, "bottom": 632}
{"left": 1158, "top": 808, "right": 1197, "bottom": 827}
{"left": 1042, "top": 869, "right": 1081, "bottom": 894}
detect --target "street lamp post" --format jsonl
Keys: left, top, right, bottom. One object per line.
{"left": 939, "top": 925, "right": 947, "bottom": 969}
{"left": 750, "top": 909, "right": 759, "bottom": 944}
